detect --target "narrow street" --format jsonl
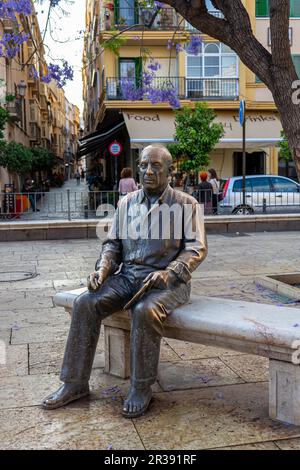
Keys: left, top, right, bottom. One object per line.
{"left": 21, "top": 179, "right": 89, "bottom": 220}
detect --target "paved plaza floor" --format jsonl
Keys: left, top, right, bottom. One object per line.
{"left": 1, "top": 232, "right": 300, "bottom": 450}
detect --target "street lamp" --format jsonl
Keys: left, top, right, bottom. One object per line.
{"left": 17, "top": 80, "right": 27, "bottom": 98}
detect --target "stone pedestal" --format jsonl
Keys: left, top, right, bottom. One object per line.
{"left": 269, "top": 359, "right": 300, "bottom": 426}
{"left": 104, "top": 325, "right": 130, "bottom": 379}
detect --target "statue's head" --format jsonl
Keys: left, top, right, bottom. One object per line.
{"left": 139, "top": 144, "right": 173, "bottom": 194}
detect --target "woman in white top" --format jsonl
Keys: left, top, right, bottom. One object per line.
{"left": 208, "top": 168, "right": 220, "bottom": 215}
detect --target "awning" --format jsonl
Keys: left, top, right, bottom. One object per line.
{"left": 78, "top": 122, "right": 126, "bottom": 157}
{"left": 123, "top": 110, "right": 283, "bottom": 150}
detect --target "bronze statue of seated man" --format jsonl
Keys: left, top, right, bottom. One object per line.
{"left": 42, "top": 144, "right": 207, "bottom": 418}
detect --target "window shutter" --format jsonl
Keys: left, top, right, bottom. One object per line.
{"left": 292, "top": 55, "right": 300, "bottom": 78}
{"left": 290, "top": 0, "right": 300, "bottom": 17}
{"left": 256, "top": 0, "right": 269, "bottom": 17}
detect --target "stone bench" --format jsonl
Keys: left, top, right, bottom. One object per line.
{"left": 54, "top": 287, "right": 300, "bottom": 426}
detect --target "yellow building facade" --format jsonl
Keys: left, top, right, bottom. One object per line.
{"left": 82, "top": 0, "right": 297, "bottom": 183}
{"left": 0, "top": 0, "right": 80, "bottom": 193}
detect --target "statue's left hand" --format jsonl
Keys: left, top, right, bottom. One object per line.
{"left": 143, "top": 270, "right": 177, "bottom": 290}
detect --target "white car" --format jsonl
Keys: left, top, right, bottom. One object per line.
{"left": 219, "top": 175, "right": 300, "bottom": 215}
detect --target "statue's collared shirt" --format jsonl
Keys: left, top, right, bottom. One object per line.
{"left": 97, "top": 185, "right": 207, "bottom": 283}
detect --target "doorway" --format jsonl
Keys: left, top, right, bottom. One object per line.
{"left": 233, "top": 151, "right": 266, "bottom": 176}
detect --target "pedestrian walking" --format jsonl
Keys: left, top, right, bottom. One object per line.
{"left": 208, "top": 168, "right": 220, "bottom": 215}
{"left": 75, "top": 170, "right": 81, "bottom": 186}
{"left": 81, "top": 169, "right": 85, "bottom": 181}
{"left": 22, "top": 178, "right": 40, "bottom": 212}
{"left": 118, "top": 167, "right": 138, "bottom": 197}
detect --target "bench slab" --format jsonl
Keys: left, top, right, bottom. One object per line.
{"left": 54, "top": 288, "right": 300, "bottom": 426}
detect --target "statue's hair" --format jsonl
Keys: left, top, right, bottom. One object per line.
{"left": 140, "top": 144, "right": 173, "bottom": 168}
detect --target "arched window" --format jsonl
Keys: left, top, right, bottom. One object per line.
{"left": 186, "top": 42, "right": 238, "bottom": 79}
{"left": 186, "top": 42, "right": 238, "bottom": 98}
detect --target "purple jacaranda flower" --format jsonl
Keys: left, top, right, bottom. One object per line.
{"left": 147, "top": 61, "right": 161, "bottom": 72}
{"left": 186, "top": 35, "right": 203, "bottom": 55}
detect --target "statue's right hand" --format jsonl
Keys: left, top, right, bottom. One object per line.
{"left": 87, "top": 271, "right": 105, "bottom": 291}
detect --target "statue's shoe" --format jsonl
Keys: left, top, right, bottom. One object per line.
{"left": 122, "top": 389, "right": 153, "bottom": 419}
{"left": 42, "top": 383, "right": 89, "bottom": 410}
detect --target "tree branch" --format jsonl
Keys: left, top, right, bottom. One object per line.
{"left": 269, "top": 0, "right": 295, "bottom": 71}
{"left": 163, "top": 0, "right": 273, "bottom": 86}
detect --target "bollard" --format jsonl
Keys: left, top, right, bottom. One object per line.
{"left": 67, "top": 189, "right": 71, "bottom": 221}
{"left": 263, "top": 198, "right": 267, "bottom": 214}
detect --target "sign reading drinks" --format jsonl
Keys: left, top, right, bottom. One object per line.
{"left": 108, "top": 141, "right": 122, "bottom": 157}
{"left": 123, "top": 110, "right": 283, "bottom": 149}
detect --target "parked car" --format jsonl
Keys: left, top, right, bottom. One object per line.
{"left": 219, "top": 175, "right": 300, "bottom": 215}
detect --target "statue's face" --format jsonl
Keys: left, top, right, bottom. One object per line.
{"left": 139, "top": 149, "right": 171, "bottom": 194}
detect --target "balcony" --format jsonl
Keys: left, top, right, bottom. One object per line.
{"left": 29, "top": 99, "right": 42, "bottom": 128}
{"left": 107, "top": 7, "right": 180, "bottom": 30}
{"left": 106, "top": 77, "right": 239, "bottom": 101}
{"left": 2, "top": 19, "right": 16, "bottom": 33}
{"left": 185, "top": 10, "right": 224, "bottom": 32}
{"left": 29, "top": 123, "right": 41, "bottom": 143}
{"left": 104, "top": 7, "right": 224, "bottom": 31}
{"left": 6, "top": 100, "right": 22, "bottom": 122}
{"left": 27, "top": 66, "right": 39, "bottom": 88}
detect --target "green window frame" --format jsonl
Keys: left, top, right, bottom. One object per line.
{"left": 114, "top": 0, "right": 139, "bottom": 25}
{"left": 256, "top": 0, "right": 269, "bottom": 17}
{"left": 292, "top": 55, "right": 300, "bottom": 78}
{"left": 256, "top": 0, "right": 300, "bottom": 17}
{"left": 290, "top": 0, "right": 300, "bottom": 17}
{"left": 118, "top": 57, "right": 142, "bottom": 83}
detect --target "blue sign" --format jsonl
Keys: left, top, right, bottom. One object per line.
{"left": 239, "top": 100, "right": 245, "bottom": 126}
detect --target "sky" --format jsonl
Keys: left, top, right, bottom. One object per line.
{"left": 35, "top": 0, "right": 86, "bottom": 116}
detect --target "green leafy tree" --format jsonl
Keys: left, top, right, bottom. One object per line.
{"left": 101, "top": 33, "right": 127, "bottom": 57}
{"left": 169, "top": 102, "right": 224, "bottom": 173}
{"left": 0, "top": 142, "right": 33, "bottom": 174}
{"left": 0, "top": 107, "right": 10, "bottom": 140}
{"left": 31, "top": 147, "right": 55, "bottom": 171}
{"left": 278, "top": 131, "right": 292, "bottom": 162}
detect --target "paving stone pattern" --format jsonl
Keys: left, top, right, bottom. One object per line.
{"left": 1, "top": 232, "right": 300, "bottom": 449}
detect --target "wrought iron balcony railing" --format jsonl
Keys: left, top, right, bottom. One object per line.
{"left": 106, "top": 77, "right": 239, "bottom": 101}
{"left": 111, "top": 7, "right": 179, "bottom": 29}
{"left": 185, "top": 10, "right": 224, "bottom": 31}
{"left": 104, "top": 7, "right": 223, "bottom": 31}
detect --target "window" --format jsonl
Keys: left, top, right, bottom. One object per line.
{"left": 249, "top": 177, "right": 271, "bottom": 192}
{"left": 271, "top": 177, "right": 300, "bottom": 192}
{"left": 256, "top": 0, "right": 269, "bottom": 17}
{"left": 290, "top": 0, "right": 300, "bottom": 17}
{"left": 117, "top": 0, "right": 137, "bottom": 26}
{"left": 292, "top": 55, "right": 300, "bottom": 78}
{"left": 232, "top": 179, "right": 253, "bottom": 192}
{"left": 186, "top": 42, "right": 238, "bottom": 98}
{"left": 256, "top": 0, "right": 300, "bottom": 17}
{"left": 119, "top": 60, "right": 136, "bottom": 79}
{"left": 186, "top": 42, "right": 237, "bottom": 79}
